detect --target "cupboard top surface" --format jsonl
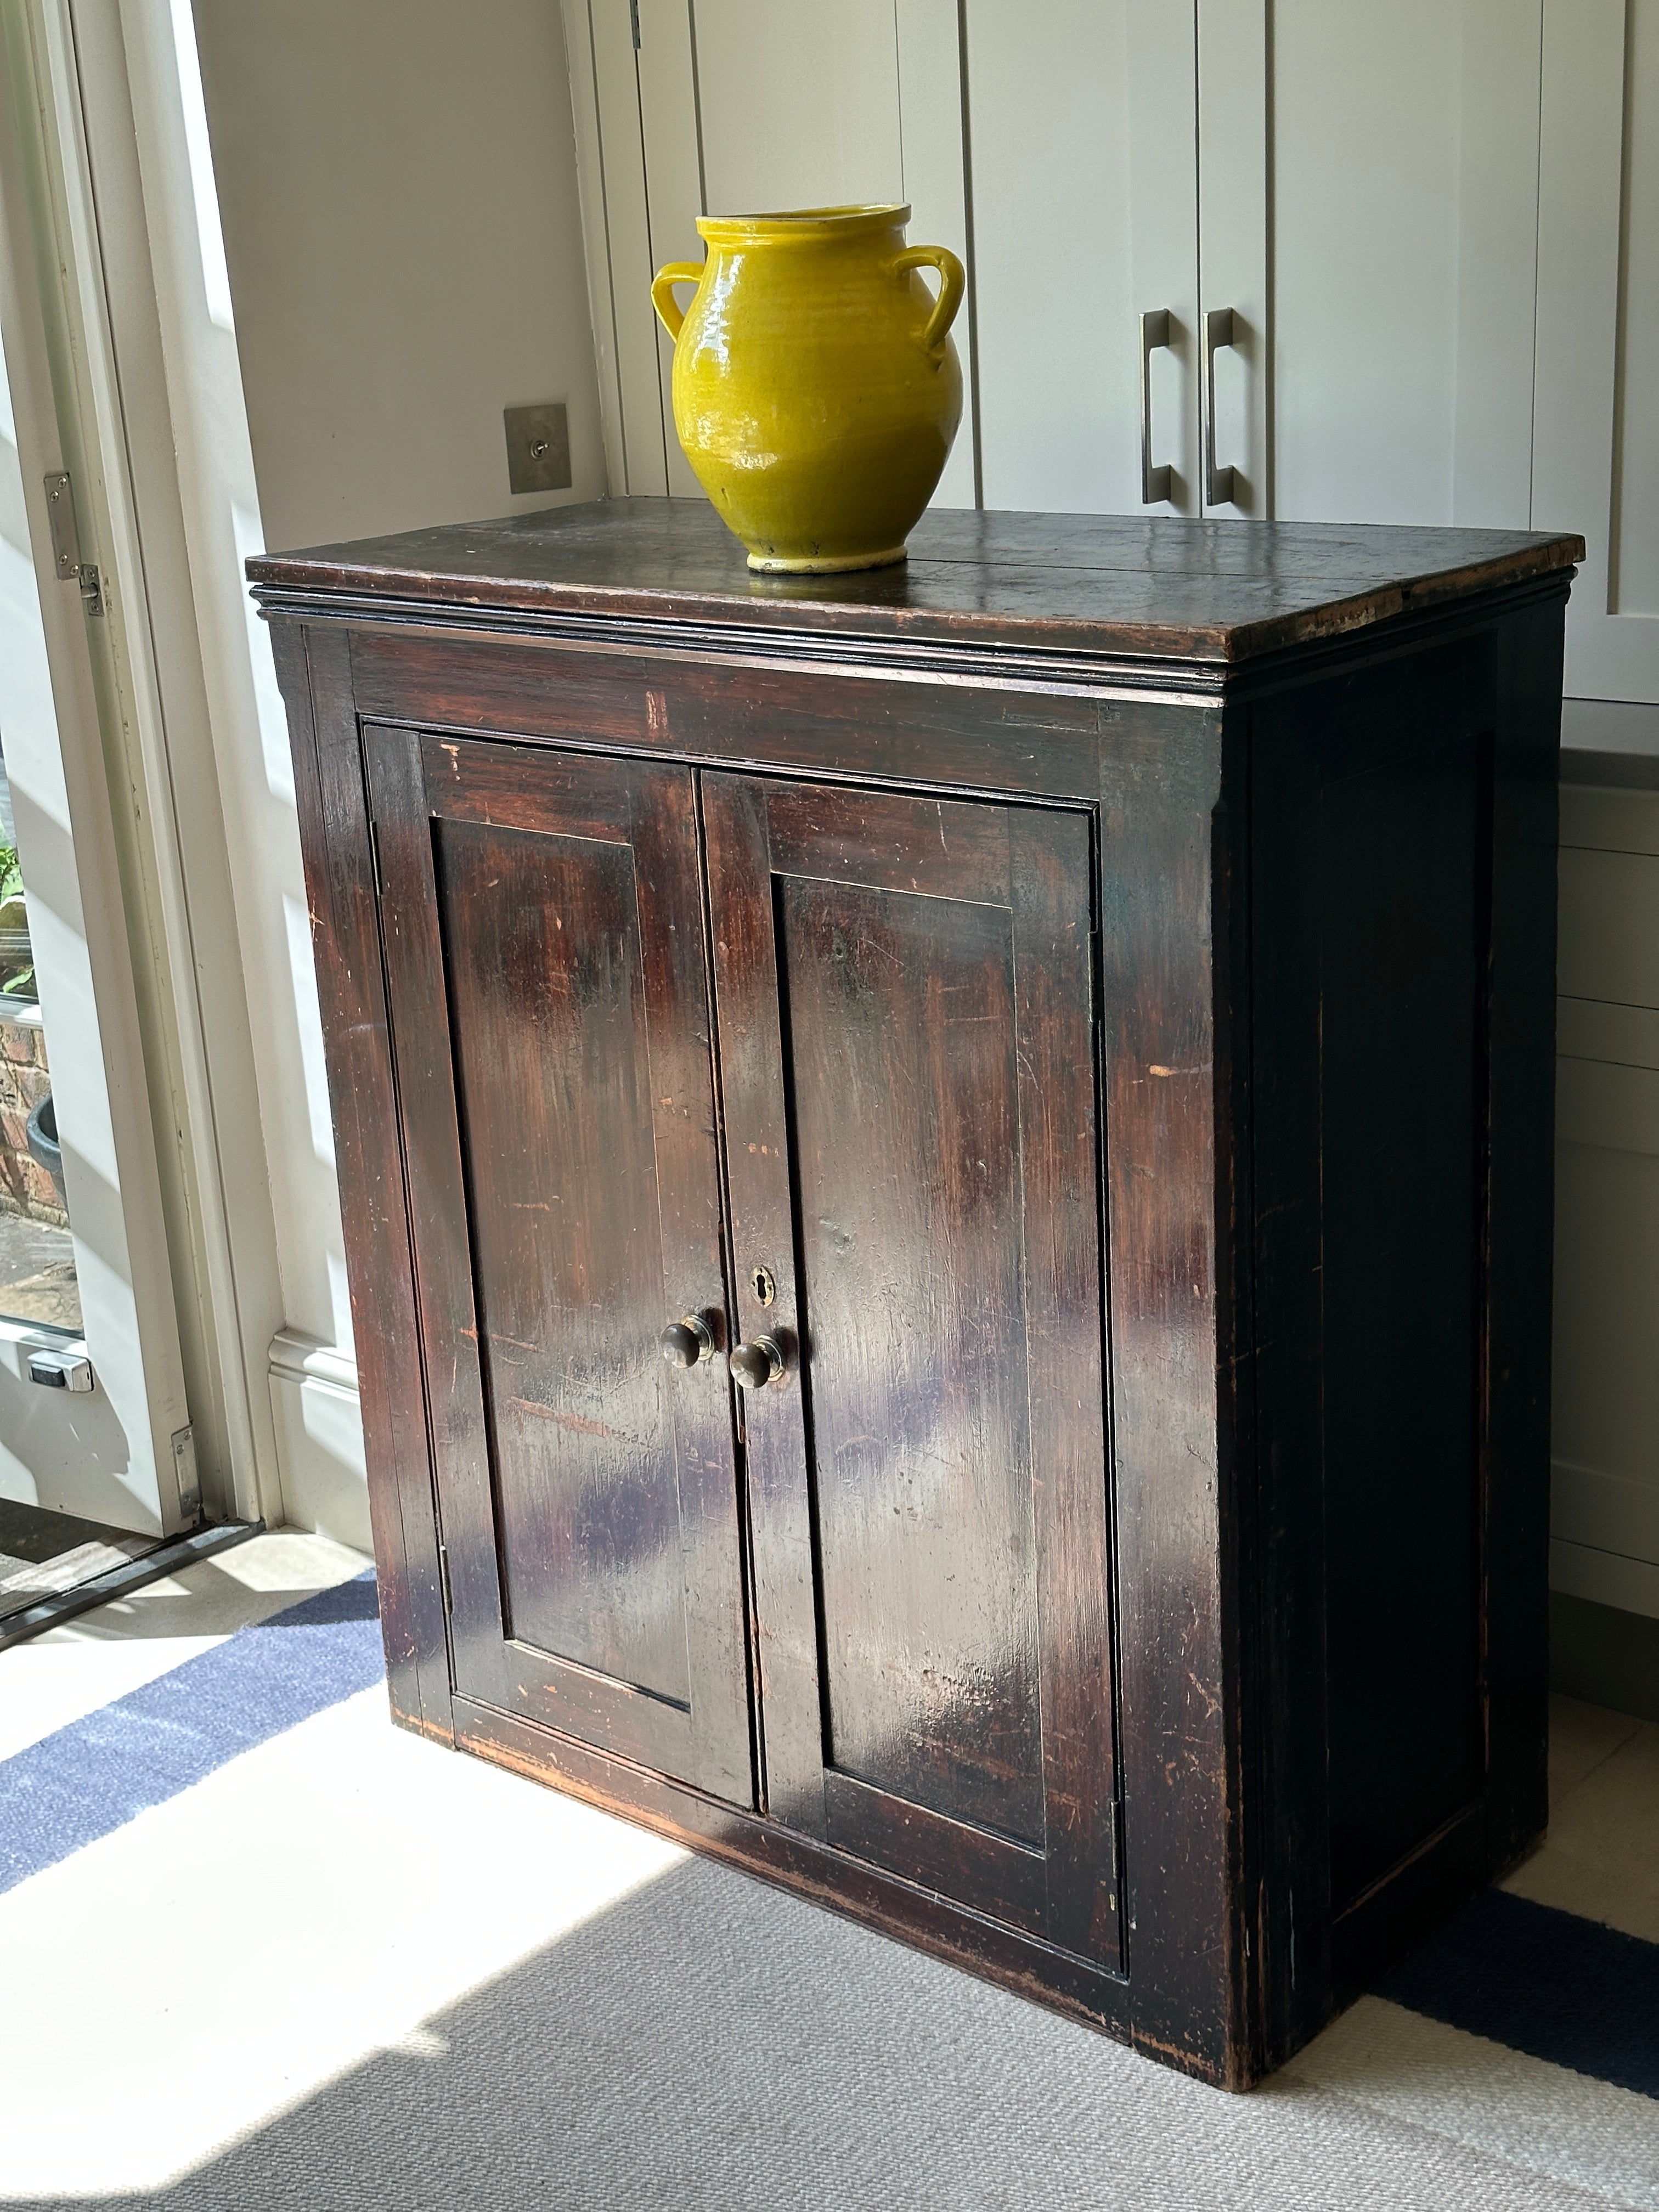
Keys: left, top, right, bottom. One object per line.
{"left": 249, "top": 499, "right": 1581, "bottom": 669}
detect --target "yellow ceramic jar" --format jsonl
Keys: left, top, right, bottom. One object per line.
{"left": 651, "top": 204, "right": 964, "bottom": 573}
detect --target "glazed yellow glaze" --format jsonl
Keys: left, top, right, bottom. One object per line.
{"left": 651, "top": 205, "right": 964, "bottom": 573}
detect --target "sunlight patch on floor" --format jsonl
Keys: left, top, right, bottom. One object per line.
{"left": 0, "top": 1683, "right": 683, "bottom": 2197}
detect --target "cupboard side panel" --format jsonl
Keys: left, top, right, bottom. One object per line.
{"left": 270, "top": 620, "right": 452, "bottom": 1742}
{"left": 1482, "top": 599, "right": 1562, "bottom": 1867}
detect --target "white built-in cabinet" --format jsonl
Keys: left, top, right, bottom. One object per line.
{"left": 560, "top": 0, "right": 1659, "bottom": 1627}
{"left": 562, "top": 0, "right": 1659, "bottom": 705}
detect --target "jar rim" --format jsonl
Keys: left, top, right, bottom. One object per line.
{"left": 697, "top": 203, "right": 911, "bottom": 245}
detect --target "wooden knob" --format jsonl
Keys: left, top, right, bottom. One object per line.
{"left": 660, "top": 1314, "right": 714, "bottom": 1368}
{"left": 730, "top": 1336, "right": 785, "bottom": 1390}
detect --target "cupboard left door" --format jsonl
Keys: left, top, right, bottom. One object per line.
{"left": 364, "top": 727, "right": 753, "bottom": 1804}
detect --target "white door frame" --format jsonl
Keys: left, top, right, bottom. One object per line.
{"left": 0, "top": 0, "right": 287, "bottom": 1531}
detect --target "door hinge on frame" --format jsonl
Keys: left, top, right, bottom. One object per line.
{"left": 437, "top": 1541, "right": 453, "bottom": 1617}
{"left": 43, "top": 470, "right": 104, "bottom": 616}
{"left": 172, "top": 1425, "right": 202, "bottom": 1522}
{"left": 368, "top": 819, "right": 383, "bottom": 898}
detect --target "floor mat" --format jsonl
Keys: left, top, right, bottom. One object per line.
{"left": 1, "top": 1537, "right": 1654, "bottom": 2209}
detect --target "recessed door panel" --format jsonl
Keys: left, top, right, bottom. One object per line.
{"left": 366, "top": 729, "right": 751, "bottom": 1803}
{"left": 780, "top": 873, "right": 1043, "bottom": 1847}
{"left": 705, "top": 775, "right": 1119, "bottom": 1963}
{"left": 439, "top": 818, "right": 690, "bottom": 1705}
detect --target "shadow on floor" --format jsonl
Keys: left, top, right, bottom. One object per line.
{"left": 4, "top": 1854, "right": 1605, "bottom": 2212}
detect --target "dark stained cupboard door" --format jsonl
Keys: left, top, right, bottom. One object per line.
{"left": 703, "top": 775, "right": 1120, "bottom": 1964}
{"left": 364, "top": 728, "right": 752, "bottom": 1804}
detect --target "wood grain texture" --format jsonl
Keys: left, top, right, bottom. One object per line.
{"left": 271, "top": 621, "right": 452, "bottom": 1743}
{"left": 1094, "top": 698, "right": 1243, "bottom": 2078}
{"left": 263, "top": 500, "right": 1569, "bottom": 2089}
{"left": 1252, "top": 646, "right": 1489, "bottom": 1957}
{"left": 1480, "top": 600, "right": 1562, "bottom": 1874}
{"left": 365, "top": 730, "right": 751, "bottom": 1801}
{"left": 706, "top": 776, "right": 1118, "bottom": 1965}
{"left": 249, "top": 498, "right": 1582, "bottom": 667}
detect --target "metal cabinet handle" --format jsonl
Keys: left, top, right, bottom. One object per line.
{"left": 1204, "top": 308, "right": 1238, "bottom": 507}
{"left": 730, "top": 1336, "right": 785, "bottom": 1389}
{"left": 1139, "top": 309, "right": 1172, "bottom": 505}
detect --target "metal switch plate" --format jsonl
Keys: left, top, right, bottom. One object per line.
{"left": 504, "top": 402, "right": 571, "bottom": 495}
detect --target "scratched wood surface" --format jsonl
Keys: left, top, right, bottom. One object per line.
{"left": 705, "top": 777, "right": 1116, "bottom": 1961}
{"left": 249, "top": 497, "right": 1583, "bottom": 667}
{"left": 363, "top": 729, "right": 751, "bottom": 1801}
{"left": 267, "top": 501, "right": 1570, "bottom": 2087}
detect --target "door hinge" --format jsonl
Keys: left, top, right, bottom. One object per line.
{"left": 1108, "top": 1794, "right": 1124, "bottom": 1916}
{"left": 368, "top": 818, "right": 383, "bottom": 898}
{"left": 43, "top": 471, "right": 104, "bottom": 616}
{"left": 437, "top": 1540, "right": 453, "bottom": 1617}
{"left": 172, "top": 1425, "right": 202, "bottom": 1522}
{"left": 629, "top": 0, "right": 641, "bottom": 47}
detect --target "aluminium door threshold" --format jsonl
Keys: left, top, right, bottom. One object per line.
{"left": 0, "top": 1517, "right": 263, "bottom": 1651}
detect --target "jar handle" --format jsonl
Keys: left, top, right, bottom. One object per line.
{"left": 891, "top": 245, "right": 965, "bottom": 360}
{"left": 651, "top": 262, "right": 704, "bottom": 343}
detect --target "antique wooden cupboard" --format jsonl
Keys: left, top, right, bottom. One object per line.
{"left": 253, "top": 501, "right": 1578, "bottom": 2087}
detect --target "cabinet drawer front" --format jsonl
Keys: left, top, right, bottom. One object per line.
{"left": 704, "top": 775, "right": 1118, "bottom": 1964}
{"left": 364, "top": 727, "right": 752, "bottom": 1803}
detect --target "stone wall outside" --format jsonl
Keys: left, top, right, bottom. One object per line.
{"left": 0, "top": 1014, "right": 65, "bottom": 1227}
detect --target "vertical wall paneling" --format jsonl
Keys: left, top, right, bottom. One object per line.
{"left": 896, "top": 0, "right": 977, "bottom": 509}
{"left": 965, "top": 0, "right": 1198, "bottom": 516}
{"left": 632, "top": 1, "right": 970, "bottom": 510}
{"left": 559, "top": 0, "right": 629, "bottom": 496}
{"left": 690, "top": 1, "right": 903, "bottom": 213}
{"left": 1535, "top": 0, "right": 1659, "bottom": 701}
{"left": 1123, "top": 3, "right": 1202, "bottom": 515}
{"left": 1196, "top": 0, "right": 1268, "bottom": 516}
{"left": 1612, "top": 3, "right": 1659, "bottom": 633}
{"left": 1263, "top": 0, "right": 1542, "bottom": 528}
{"left": 634, "top": 2, "right": 962, "bottom": 505}
{"left": 1450, "top": 0, "right": 1544, "bottom": 528}
{"left": 634, "top": 0, "right": 704, "bottom": 496}
{"left": 589, "top": 0, "right": 670, "bottom": 493}
{"left": 1551, "top": 783, "right": 1659, "bottom": 1618}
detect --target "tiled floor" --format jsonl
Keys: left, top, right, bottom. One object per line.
{"left": 1507, "top": 1697, "right": 1659, "bottom": 1944}
{"left": 1, "top": 1534, "right": 1655, "bottom": 2211}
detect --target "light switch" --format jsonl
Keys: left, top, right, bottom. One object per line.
{"left": 504, "top": 401, "right": 572, "bottom": 495}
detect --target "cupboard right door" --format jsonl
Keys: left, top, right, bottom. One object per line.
{"left": 704, "top": 775, "right": 1120, "bottom": 1966}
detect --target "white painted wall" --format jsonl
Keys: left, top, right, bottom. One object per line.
{"left": 194, "top": 0, "right": 606, "bottom": 551}
{"left": 174, "top": 0, "right": 603, "bottom": 1543}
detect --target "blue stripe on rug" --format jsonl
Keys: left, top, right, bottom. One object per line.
{"left": 1379, "top": 1888, "right": 1659, "bottom": 2100}
{"left": 0, "top": 1573, "right": 383, "bottom": 1898}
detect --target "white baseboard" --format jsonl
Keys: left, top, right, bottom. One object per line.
{"left": 1551, "top": 1457, "right": 1659, "bottom": 1567}
{"left": 267, "top": 1329, "right": 369, "bottom": 1553}
{"left": 1550, "top": 1537, "right": 1659, "bottom": 1622}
